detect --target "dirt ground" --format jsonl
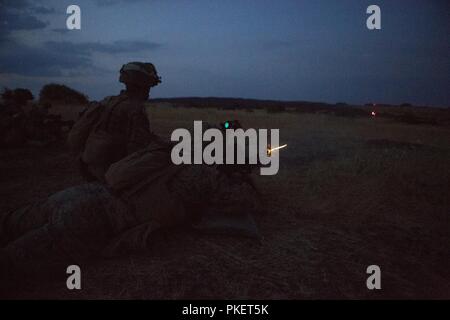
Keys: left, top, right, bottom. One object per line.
{"left": 1, "top": 103, "right": 449, "bottom": 299}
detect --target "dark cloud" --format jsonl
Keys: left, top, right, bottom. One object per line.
{"left": 0, "top": 12, "right": 48, "bottom": 31}
{"left": 32, "top": 6, "right": 56, "bottom": 15}
{"left": 0, "top": 0, "right": 54, "bottom": 13}
{"left": 0, "top": 0, "right": 29, "bottom": 9}
{"left": 0, "top": 0, "right": 49, "bottom": 42}
{"left": 0, "top": 39, "right": 162, "bottom": 77}
{"left": 0, "top": 1, "right": 161, "bottom": 79}
{"left": 0, "top": 0, "right": 161, "bottom": 76}
{"left": 0, "top": 42, "right": 91, "bottom": 77}
{"left": 44, "top": 40, "right": 163, "bottom": 55}
{"left": 51, "top": 28, "right": 71, "bottom": 35}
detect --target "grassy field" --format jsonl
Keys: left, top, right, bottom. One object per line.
{"left": 1, "top": 102, "right": 449, "bottom": 299}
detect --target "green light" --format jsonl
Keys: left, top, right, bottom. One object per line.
{"left": 224, "top": 121, "right": 230, "bottom": 129}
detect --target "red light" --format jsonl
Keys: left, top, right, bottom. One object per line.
{"left": 371, "top": 111, "right": 376, "bottom": 117}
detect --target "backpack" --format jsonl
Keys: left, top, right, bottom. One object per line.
{"left": 67, "top": 101, "right": 105, "bottom": 155}
{"left": 80, "top": 96, "right": 130, "bottom": 167}
{"left": 68, "top": 95, "right": 128, "bottom": 162}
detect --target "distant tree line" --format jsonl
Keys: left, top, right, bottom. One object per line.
{"left": 2, "top": 84, "right": 89, "bottom": 106}
{"left": 1, "top": 88, "right": 34, "bottom": 106}
{"left": 39, "top": 84, "right": 88, "bottom": 105}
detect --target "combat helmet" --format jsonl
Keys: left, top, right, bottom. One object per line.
{"left": 119, "top": 62, "right": 161, "bottom": 88}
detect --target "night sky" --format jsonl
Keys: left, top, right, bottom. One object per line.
{"left": 0, "top": 0, "right": 449, "bottom": 106}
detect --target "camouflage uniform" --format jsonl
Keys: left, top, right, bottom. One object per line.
{"left": 0, "top": 164, "right": 261, "bottom": 287}
{"left": 75, "top": 61, "right": 162, "bottom": 182}
{"left": 0, "top": 184, "right": 132, "bottom": 291}
{"left": 0, "top": 62, "right": 261, "bottom": 286}
{"left": 80, "top": 91, "right": 158, "bottom": 182}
